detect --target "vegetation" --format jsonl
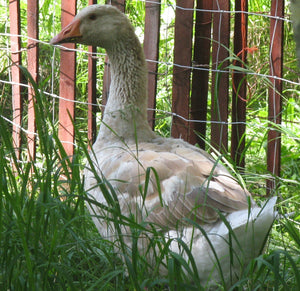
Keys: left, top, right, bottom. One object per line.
{"left": 0, "top": 0, "right": 299, "bottom": 290}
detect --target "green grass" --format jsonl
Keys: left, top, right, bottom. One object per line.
{"left": 0, "top": 0, "right": 300, "bottom": 290}
{"left": 0, "top": 65, "right": 299, "bottom": 290}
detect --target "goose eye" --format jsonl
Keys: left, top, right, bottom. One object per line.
{"left": 89, "top": 13, "right": 97, "bottom": 20}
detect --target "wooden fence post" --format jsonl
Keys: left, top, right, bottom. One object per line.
{"left": 9, "top": 0, "right": 22, "bottom": 161}
{"left": 88, "top": 0, "right": 98, "bottom": 147}
{"left": 267, "top": 0, "right": 284, "bottom": 194}
{"left": 58, "top": 0, "right": 77, "bottom": 158}
{"left": 27, "top": 0, "right": 39, "bottom": 161}
{"left": 144, "top": 0, "right": 161, "bottom": 129}
{"left": 171, "top": 0, "right": 194, "bottom": 141}
{"left": 231, "top": 0, "right": 248, "bottom": 169}
{"left": 211, "top": 0, "right": 230, "bottom": 153}
{"left": 190, "top": 0, "right": 213, "bottom": 147}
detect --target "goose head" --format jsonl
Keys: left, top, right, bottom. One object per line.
{"left": 50, "top": 5, "right": 135, "bottom": 51}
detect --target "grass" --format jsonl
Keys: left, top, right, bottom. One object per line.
{"left": 0, "top": 66, "right": 299, "bottom": 290}
{"left": 0, "top": 0, "right": 300, "bottom": 290}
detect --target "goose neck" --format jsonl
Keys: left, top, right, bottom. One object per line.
{"left": 106, "top": 37, "right": 148, "bottom": 108}
{"left": 97, "top": 36, "right": 154, "bottom": 143}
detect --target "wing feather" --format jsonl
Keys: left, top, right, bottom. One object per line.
{"left": 86, "top": 138, "right": 252, "bottom": 230}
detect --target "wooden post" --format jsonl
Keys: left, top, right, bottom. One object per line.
{"left": 171, "top": 0, "right": 194, "bottom": 141}
{"left": 267, "top": 0, "right": 284, "bottom": 194}
{"left": 190, "top": 0, "right": 213, "bottom": 147}
{"left": 9, "top": 0, "right": 22, "bottom": 161}
{"left": 211, "top": 0, "right": 230, "bottom": 152}
{"left": 58, "top": 1, "right": 77, "bottom": 158}
{"left": 110, "top": 0, "right": 126, "bottom": 11}
{"left": 144, "top": 0, "right": 161, "bottom": 129}
{"left": 27, "top": 0, "right": 39, "bottom": 161}
{"left": 88, "top": 0, "right": 98, "bottom": 147}
{"left": 231, "top": 0, "right": 248, "bottom": 169}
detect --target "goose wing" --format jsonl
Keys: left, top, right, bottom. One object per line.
{"left": 85, "top": 138, "right": 252, "bottom": 229}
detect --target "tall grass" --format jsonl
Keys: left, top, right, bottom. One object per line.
{"left": 0, "top": 0, "right": 299, "bottom": 290}
{"left": 0, "top": 66, "right": 299, "bottom": 290}
{"left": 0, "top": 69, "right": 112, "bottom": 290}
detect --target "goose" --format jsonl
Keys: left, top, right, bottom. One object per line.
{"left": 51, "top": 4, "right": 277, "bottom": 287}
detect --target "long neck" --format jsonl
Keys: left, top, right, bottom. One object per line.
{"left": 97, "top": 34, "right": 154, "bottom": 143}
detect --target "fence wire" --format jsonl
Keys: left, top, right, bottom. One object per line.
{"left": 0, "top": 0, "right": 299, "bottom": 179}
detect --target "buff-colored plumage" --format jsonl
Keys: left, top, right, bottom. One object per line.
{"left": 51, "top": 4, "right": 276, "bottom": 287}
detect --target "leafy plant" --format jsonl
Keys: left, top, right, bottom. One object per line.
{"left": 0, "top": 0, "right": 299, "bottom": 290}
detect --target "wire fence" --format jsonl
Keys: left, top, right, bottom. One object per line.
{"left": 0, "top": 0, "right": 299, "bottom": 195}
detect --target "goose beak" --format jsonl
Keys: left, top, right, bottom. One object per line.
{"left": 50, "top": 18, "right": 82, "bottom": 45}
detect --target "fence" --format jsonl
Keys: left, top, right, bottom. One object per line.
{"left": 2, "top": 0, "right": 299, "bottom": 195}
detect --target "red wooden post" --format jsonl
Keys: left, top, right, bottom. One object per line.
{"left": 27, "top": 0, "right": 39, "bottom": 161}
{"left": 9, "top": 0, "right": 22, "bottom": 161}
{"left": 231, "top": 0, "right": 248, "bottom": 169}
{"left": 88, "top": 0, "right": 98, "bottom": 147}
{"left": 144, "top": 0, "right": 161, "bottom": 129}
{"left": 267, "top": 0, "right": 284, "bottom": 194}
{"left": 190, "top": 0, "right": 213, "bottom": 147}
{"left": 58, "top": 1, "right": 77, "bottom": 158}
{"left": 102, "top": 0, "right": 126, "bottom": 112}
{"left": 87, "top": 47, "right": 97, "bottom": 147}
{"left": 171, "top": 0, "right": 194, "bottom": 141}
{"left": 110, "top": 0, "right": 126, "bottom": 11}
{"left": 211, "top": 0, "right": 230, "bottom": 152}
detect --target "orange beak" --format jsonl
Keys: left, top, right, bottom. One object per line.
{"left": 50, "top": 18, "right": 82, "bottom": 45}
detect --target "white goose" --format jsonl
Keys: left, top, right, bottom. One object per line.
{"left": 51, "top": 4, "right": 276, "bottom": 287}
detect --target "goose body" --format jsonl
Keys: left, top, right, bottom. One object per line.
{"left": 51, "top": 5, "right": 276, "bottom": 286}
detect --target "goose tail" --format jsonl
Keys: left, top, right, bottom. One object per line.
{"left": 168, "top": 197, "right": 277, "bottom": 287}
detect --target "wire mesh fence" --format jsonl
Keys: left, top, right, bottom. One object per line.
{"left": 0, "top": 0, "right": 299, "bottom": 195}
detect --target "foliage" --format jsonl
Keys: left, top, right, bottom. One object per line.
{"left": 0, "top": 70, "right": 299, "bottom": 290}
{"left": 0, "top": 0, "right": 299, "bottom": 290}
